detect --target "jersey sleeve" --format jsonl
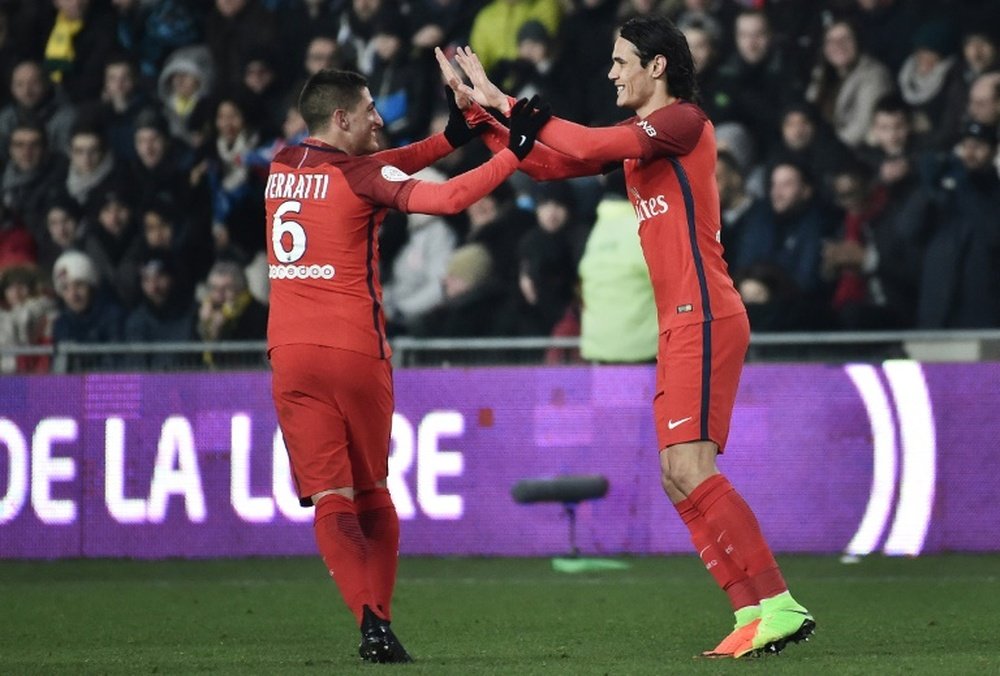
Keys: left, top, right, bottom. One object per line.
{"left": 535, "top": 102, "right": 706, "bottom": 163}
{"left": 464, "top": 102, "right": 611, "bottom": 179}
{"left": 371, "top": 132, "right": 453, "bottom": 174}
{"left": 340, "top": 155, "right": 420, "bottom": 209}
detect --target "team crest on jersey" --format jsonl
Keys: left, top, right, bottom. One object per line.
{"left": 380, "top": 165, "right": 410, "bottom": 182}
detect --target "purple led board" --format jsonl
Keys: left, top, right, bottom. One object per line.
{"left": 1, "top": 362, "right": 998, "bottom": 559}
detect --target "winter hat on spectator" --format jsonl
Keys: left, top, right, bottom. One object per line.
{"left": 446, "top": 244, "right": 493, "bottom": 288}
{"left": 52, "top": 250, "right": 98, "bottom": 293}
{"left": 960, "top": 120, "right": 998, "bottom": 145}
{"left": 912, "top": 21, "right": 958, "bottom": 57}
{"left": 517, "top": 20, "right": 551, "bottom": 46}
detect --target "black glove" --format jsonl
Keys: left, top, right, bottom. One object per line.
{"left": 443, "top": 87, "right": 487, "bottom": 148}
{"left": 507, "top": 95, "right": 552, "bottom": 160}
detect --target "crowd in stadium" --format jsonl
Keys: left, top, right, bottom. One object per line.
{"left": 1, "top": 0, "right": 999, "bottom": 372}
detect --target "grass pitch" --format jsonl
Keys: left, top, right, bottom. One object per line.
{"left": 2, "top": 554, "right": 998, "bottom": 675}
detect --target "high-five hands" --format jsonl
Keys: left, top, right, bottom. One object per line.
{"left": 508, "top": 96, "right": 551, "bottom": 160}
{"left": 435, "top": 46, "right": 511, "bottom": 115}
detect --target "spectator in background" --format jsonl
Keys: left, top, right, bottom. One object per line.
{"left": 238, "top": 48, "right": 287, "bottom": 139}
{"left": 734, "top": 261, "right": 823, "bottom": 332}
{"left": 714, "top": 9, "right": 799, "bottom": 143}
{"left": 81, "top": 188, "right": 143, "bottom": 308}
{"left": 509, "top": 180, "right": 576, "bottom": 336}
{"left": 0, "top": 60, "right": 76, "bottom": 163}
{"left": 469, "top": 0, "right": 562, "bottom": 73}
{"left": 0, "top": 264, "right": 55, "bottom": 373}
{"left": 577, "top": 171, "right": 657, "bottom": 363}
{"left": 83, "top": 56, "right": 149, "bottom": 161}
{"left": 731, "top": 161, "right": 834, "bottom": 301}
{"left": 491, "top": 20, "right": 561, "bottom": 109}
{"left": 858, "top": 94, "right": 919, "bottom": 186}
{"left": 937, "top": 29, "right": 1000, "bottom": 149}
{"left": 111, "top": 0, "right": 200, "bottom": 85}
{"left": 51, "top": 249, "right": 124, "bottom": 370}
{"left": 554, "top": 0, "right": 623, "bottom": 125}
{"left": 124, "top": 108, "right": 195, "bottom": 210}
{"left": 913, "top": 121, "right": 1000, "bottom": 328}
{"left": 464, "top": 181, "right": 533, "bottom": 288}
{"left": 2, "top": 120, "right": 66, "bottom": 238}
{"left": 806, "top": 18, "right": 893, "bottom": 148}
{"left": 36, "top": 196, "right": 84, "bottom": 277}
{"left": 43, "top": 0, "right": 118, "bottom": 103}
{"left": 197, "top": 259, "right": 267, "bottom": 352}
{"left": 64, "top": 125, "right": 121, "bottom": 216}
{"left": 821, "top": 161, "right": 900, "bottom": 330}
{"left": 409, "top": 0, "right": 486, "bottom": 53}
{"left": 336, "top": 0, "right": 403, "bottom": 77}
{"left": 274, "top": 0, "right": 340, "bottom": 80}
{"left": 897, "top": 21, "right": 962, "bottom": 149}
{"left": 852, "top": 0, "right": 927, "bottom": 74}
{"left": 156, "top": 44, "right": 214, "bottom": 149}
{"left": 412, "top": 243, "right": 508, "bottom": 338}
{"left": 681, "top": 18, "right": 725, "bottom": 123}
{"left": 190, "top": 95, "right": 267, "bottom": 267}
{"left": 204, "top": 0, "right": 277, "bottom": 92}
{"left": 382, "top": 167, "right": 458, "bottom": 334}
{"left": 716, "top": 149, "right": 767, "bottom": 271}
{"left": 124, "top": 252, "right": 197, "bottom": 369}
{"left": 301, "top": 35, "right": 350, "bottom": 82}
{"left": 766, "top": 101, "right": 853, "bottom": 202}
{"left": 966, "top": 71, "right": 1000, "bottom": 127}
{"left": 138, "top": 198, "right": 210, "bottom": 304}
{"left": 366, "top": 13, "right": 433, "bottom": 147}
{"left": 0, "top": 201, "right": 37, "bottom": 270}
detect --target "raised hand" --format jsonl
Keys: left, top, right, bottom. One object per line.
{"left": 434, "top": 47, "right": 472, "bottom": 110}
{"left": 453, "top": 46, "right": 511, "bottom": 115}
{"left": 507, "top": 96, "right": 552, "bottom": 160}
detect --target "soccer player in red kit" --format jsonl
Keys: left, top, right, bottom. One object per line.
{"left": 438, "top": 14, "right": 815, "bottom": 659}
{"left": 265, "top": 69, "right": 549, "bottom": 664}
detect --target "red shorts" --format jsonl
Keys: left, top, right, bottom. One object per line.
{"left": 653, "top": 312, "right": 749, "bottom": 452}
{"left": 270, "top": 344, "right": 393, "bottom": 505}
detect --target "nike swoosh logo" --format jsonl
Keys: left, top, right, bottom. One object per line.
{"left": 519, "top": 134, "right": 527, "bottom": 146}
{"left": 667, "top": 416, "right": 692, "bottom": 430}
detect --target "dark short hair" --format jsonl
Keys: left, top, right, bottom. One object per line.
{"left": 619, "top": 15, "right": 699, "bottom": 102}
{"left": 298, "top": 69, "right": 367, "bottom": 134}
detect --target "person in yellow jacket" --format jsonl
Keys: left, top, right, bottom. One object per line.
{"left": 469, "top": 0, "right": 561, "bottom": 73}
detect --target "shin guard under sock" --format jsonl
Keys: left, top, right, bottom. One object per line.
{"left": 313, "top": 493, "right": 378, "bottom": 625}
{"left": 688, "top": 474, "right": 788, "bottom": 600}
{"left": 356, "top": 487, "right": 400, "bottom": 621}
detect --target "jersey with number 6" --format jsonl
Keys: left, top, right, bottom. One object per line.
{"left": 265, "top": 141, "right": 420, "bottom": 360}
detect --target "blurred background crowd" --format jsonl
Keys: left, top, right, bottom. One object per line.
{"left": 1, "top": 0, "right": 999, "bottom": 372}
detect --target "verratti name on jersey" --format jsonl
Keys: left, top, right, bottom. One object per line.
{"left": 265, "top": 172, "right": 331, "bottom": 201}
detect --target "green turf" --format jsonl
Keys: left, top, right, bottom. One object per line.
{"left": 2, "top": 555, "right": 999, "bottom": 674}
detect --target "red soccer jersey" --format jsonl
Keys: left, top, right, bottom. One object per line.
{"left": 265, "top": 141, "right": 419, "bottom": 359}
{"left": 621, "top": 103, "right": 745, "bottom": 330}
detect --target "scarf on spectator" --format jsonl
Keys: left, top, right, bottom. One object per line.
{"left": 66, "top": 154, "right": 114, "bottom": 206}
{"left": 832, "top": 186, "right": 888, "bottom": 310}
{"left": 44, "top": 12, "right": 83, "bottom": 84}
{"left": 898, "top": 55, "right": 955, "bottom": 105}
{"left": 215, "top": 131, "right": 258, "bottom": 192}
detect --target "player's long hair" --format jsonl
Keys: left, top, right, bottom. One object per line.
{"left": 298, "top": 69, "right": 367, "bottom": 133}
{"left": 619, "top": 15, "right": 699, "bottom": 103}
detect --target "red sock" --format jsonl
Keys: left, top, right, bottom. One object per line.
{"left": 688, "top": 474, "right": 788, "bottom": 600}
{"left": 356, "top": 488, "right": 400, "bottom": 621}
{"left": 313, "top": 493, "right": 378, "bottom": 625}
{"left": 675, "top": 498, "right": 758, "bottom": 611}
